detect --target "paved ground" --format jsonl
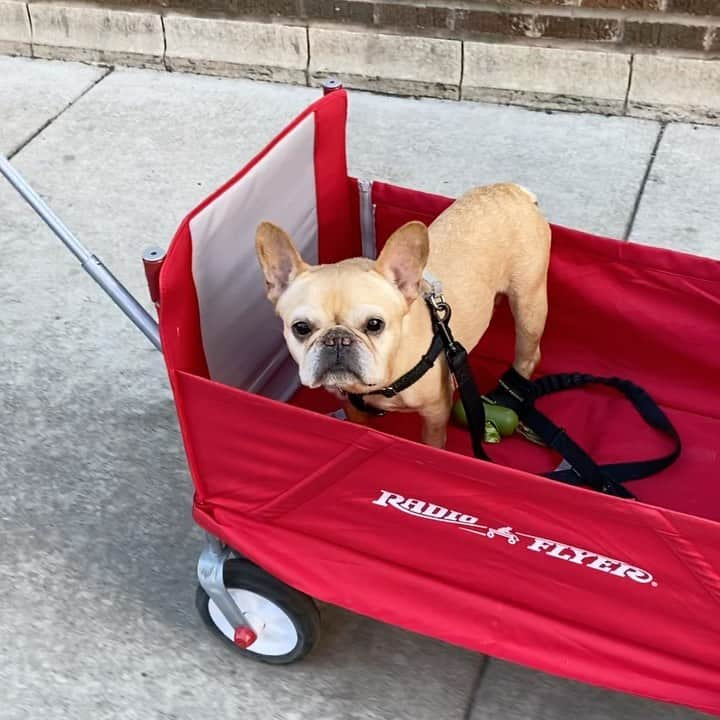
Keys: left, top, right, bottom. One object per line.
{"left": 1, "top": 56, "right": 718, "bottom": 720}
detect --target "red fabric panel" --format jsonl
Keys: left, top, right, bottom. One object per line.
{"left": 371, "top": 181, "right": 720, "bottom": 522}
{"left": 197, "top": 505, "right": 720, "bottom": 715}
{"left": 175, "top": 368, "right": 720, "bottom": 716}
{"left": 313, "top": 93, "right": 359, "bottom": 263}
{"left": 158, "top": 222, "right": 209, "bottom": 378}
{"left": 372, "top": 180, "right": 453, "bottom": 252}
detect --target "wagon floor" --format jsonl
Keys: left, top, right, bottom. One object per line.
{"left": 290, "top": 382, "right": 720, "bottom": 523}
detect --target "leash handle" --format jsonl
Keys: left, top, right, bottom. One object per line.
{"left": 487, "top": 367, "right": 682, "bottom": 498}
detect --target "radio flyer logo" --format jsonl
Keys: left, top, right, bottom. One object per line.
{"left": 372, "top": 490, "right": 657, "bottom": 587}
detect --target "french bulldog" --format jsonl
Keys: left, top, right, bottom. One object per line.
{"left": 255, "top": 183, "right": 551, "bottom": 449}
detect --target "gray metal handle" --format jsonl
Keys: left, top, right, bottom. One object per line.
{"left": 0, "top": 154, "right": 161, "bottom": 351}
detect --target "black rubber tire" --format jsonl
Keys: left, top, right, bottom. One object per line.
{"left": 196, "top": 558, "right": 321, "bottom": 664}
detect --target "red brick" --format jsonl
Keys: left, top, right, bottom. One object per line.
{"left": 374, "top": 3, "right": 452, "bottom": 32}
{"left": 707, "top": 26, "right": 720, "bottom": 49}
{"left": 300, "top": 0, "right": 374, "bottom": 24}
{"left": 623, "top": 20, "right": 708, "bottom": 49}
{"left": 454, "top": 9, "right": 538, "bottom": 37}
{"left": 665, "top": 0, "right": 720, "bottom": 15}
{"left": 538, "top": 14, "right": 622, "bottom": 41}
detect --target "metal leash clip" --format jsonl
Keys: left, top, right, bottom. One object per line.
{"left": 423, "top": 270, "right": 453, "bottom": 330}
{"left": 422, "top": 269, "right": 444, "bottom": 302}
{"left": 517, "top": 422, "right": 547, "bottom": 446}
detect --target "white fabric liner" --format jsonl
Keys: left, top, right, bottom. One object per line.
{"left": 190, "top": 114, "right": 318, "bottom": 399}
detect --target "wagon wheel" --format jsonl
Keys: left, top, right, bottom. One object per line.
{"left": 196, "top": 559, "right": 321, "bottom": 664}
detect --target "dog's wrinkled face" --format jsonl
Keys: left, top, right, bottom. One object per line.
{"left": 256, "top": 221, "right": 429, "bottom": 393}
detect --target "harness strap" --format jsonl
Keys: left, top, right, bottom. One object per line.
{"left": 348, "top": 317, "right": 445, "bottom": 415}
{"left": 368, "top": 332, "right": 446, "bottom": 399}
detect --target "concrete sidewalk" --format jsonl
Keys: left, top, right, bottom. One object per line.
{"left": 0, "top": 56, "right": 717, "bottom": 720}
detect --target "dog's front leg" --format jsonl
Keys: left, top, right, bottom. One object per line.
{"left": 344, "top": 400, "right": 373, "bottom": 426}
{"left": 419, "top": 401, "right": 452, "bottom": 449}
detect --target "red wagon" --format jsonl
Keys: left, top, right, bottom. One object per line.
{"left": 4, "top": 82, "right": 719, "bottom": 717}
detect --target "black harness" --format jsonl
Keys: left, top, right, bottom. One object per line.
{"left": 348, "top": 330, "right": 445, "bottom": 411}
{"left": 349, "top": 293, "right": 681, "bottom": 499}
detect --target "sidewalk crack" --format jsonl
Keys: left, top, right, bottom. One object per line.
{"left": 623, "top": 121, "right": 667, "bottom": 241}
{"left": 7, "top": 66, "right": 113, "bottom": 161}
{"left": 462, "top": 655, "right": 491, "bottom": 720}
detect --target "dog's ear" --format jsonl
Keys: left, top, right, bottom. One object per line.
{"left": 255, "top": 222, "right": 309, "bottom": 303}
{"left": 375, "top": 221, "right": 429, "bottom": 304}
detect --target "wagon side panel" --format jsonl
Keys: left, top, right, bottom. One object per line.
{"left": 182, "top": 390, "right": 720, "bottom": 714}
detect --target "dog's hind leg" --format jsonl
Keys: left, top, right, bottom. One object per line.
{"left": 508, "top": 282, "right": 548, "bottom": 379}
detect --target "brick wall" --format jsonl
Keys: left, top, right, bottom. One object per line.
{"left": 85, "top": 0, "right": 720, "bottom": 54}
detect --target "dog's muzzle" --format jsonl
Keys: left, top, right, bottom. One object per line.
{"left": 322, "top": 327, "right": 354, "bottom": 351}
{"left": 314, "top": 328, "right": 364, "bottom": 383}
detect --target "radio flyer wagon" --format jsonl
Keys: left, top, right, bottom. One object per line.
{"left": 3, "top": 81, "right": 720, "bottom": 717}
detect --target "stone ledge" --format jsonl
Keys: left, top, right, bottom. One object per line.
{"left": 463, "top": 42, "right": 631, "bottom": 113}
{"left": 0, "top": 3, "right": 718, "bottom": 124}
{"left": 628, "top": 54, "right": 720, "bottom": 123}
{"left": 0, "top": 1, "right": 31, "bottom": 56}
{"left": 309, "top": 27, "right": 461, "bottom": 99}
{"left": 29, "top": 3, "right": 164, "bottom": 66}
{"left": 164, "top": 15, "right": 308, "bottom": 83}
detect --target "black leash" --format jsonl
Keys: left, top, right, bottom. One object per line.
{"left": 349, "top": 291, "right": 681, "bottom": 499}
{"left": 483, "top": 367, "right": 681, "bottom": 499}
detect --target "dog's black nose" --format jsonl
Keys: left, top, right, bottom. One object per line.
{"left": 322, "top": 328, "right": 354, "bottom": 347}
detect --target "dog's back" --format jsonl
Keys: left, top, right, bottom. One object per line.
{"left": 427, "top": 182, "right": 551, "bottom": 353}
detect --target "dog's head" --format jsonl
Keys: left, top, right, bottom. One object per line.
{"left": 255, "top": 221, "right": 429, "bottom": 393}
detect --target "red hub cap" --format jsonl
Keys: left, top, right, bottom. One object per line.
{"left": 233, "top": 625, "right": 258, "bottom": 648}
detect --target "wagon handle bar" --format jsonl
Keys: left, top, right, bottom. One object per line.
{"left": 0, "top": 154, "right": 161, "bottom": 351}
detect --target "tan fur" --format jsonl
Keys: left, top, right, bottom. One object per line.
{"left": 256, "top": 183, "right": 551, "bottom": 449}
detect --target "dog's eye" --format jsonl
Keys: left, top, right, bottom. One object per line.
{"left": 365, "top": 318, "right": 385, "bottom": 335}
{"left": 292, "top": 321, "right": 313, "bottom": 339}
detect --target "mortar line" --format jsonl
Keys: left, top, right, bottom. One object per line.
{"left": 623, "top": 121, "right": 667, "bottom": 241}
{"left": 7, "top": 66, "right": 114, "bottom": 161}
{"left": 462, "top": 655, "right": 491, "bottom": 720}
{"left": 623, "top": 53, "right": 634, "bottom": 114}
{"left": 459, "top": 38, "right": 465, "bottom": 101}
{"left": 24, "top": 2, "right": 34, "bottom": 58}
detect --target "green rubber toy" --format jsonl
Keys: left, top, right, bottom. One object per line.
{"left": 452, "top": 398, "right": 519, "bottom": 443}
